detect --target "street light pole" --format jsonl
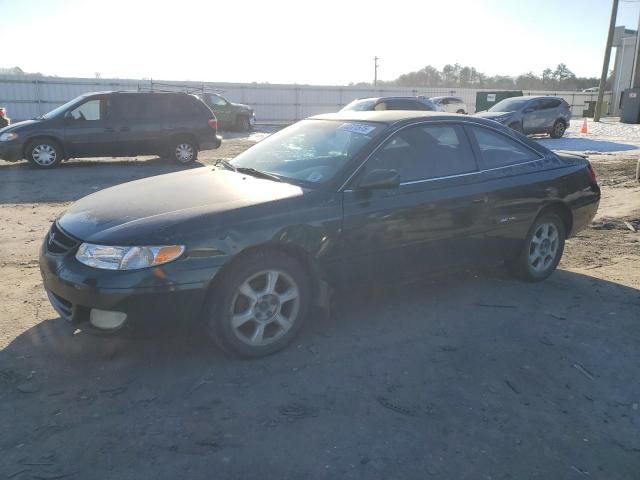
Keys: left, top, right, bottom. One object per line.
{"left": 373, "top": 56, "right": 379, "bottom": 86}
{"left": 595, "top": 0, "right": 619, "bottom": 122}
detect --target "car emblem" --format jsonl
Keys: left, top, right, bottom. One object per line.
{"left": 48, "top": 231, "right": 56, "bottom": 246}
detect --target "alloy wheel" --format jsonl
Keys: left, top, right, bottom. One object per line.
{"left": 229, "top": 269, "right": 300, "bottom": 347}
{"left": 528, "top": 222, "right": 559, "bottom": 273}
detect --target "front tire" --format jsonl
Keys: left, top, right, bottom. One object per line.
{"left": 170, "top": 139, "right": 197, "bottom": 164}
{"left": 507, "top": 213, "right": 566, "bottom": 282}
{"left": 26, "top": 139, "right": 63, "bottom": 168}
{"left": 550, "top": 120, "right": 566, "bottom": 138}
{"left": 206, "top": 251, "right": 310, "bottom": 358}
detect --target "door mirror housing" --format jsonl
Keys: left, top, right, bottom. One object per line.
{"left": 356, "top": 169, "right": 400, "bottom": 190}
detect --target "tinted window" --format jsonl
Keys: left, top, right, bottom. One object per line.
{"left": 341, "top": 99, "right": 377, "bottom": 111}
{"left": 541, "top": 99, "right": 561, "bottom": 109}
{"left": 69, "top": 99, "right": 101, "bottom": 121}
{"left": 488, "top": 97, "right": 528, "bottom": 112}
{"left": 362, "top": 124, "right": 476, "bottom": 182}
{"left": 167, "top": 95, "right": 208, "bottom": 118}
{"left": 386, "top": 99, "right": 429, "bottom": 111}
{"left": 110, "top": 95, "right": 148, "bottom": 120}
{"left": 470, "top": 127, "right": 540, "bottom": 168}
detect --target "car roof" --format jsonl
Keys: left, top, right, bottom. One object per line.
{"left": 310, "top": 110, "right": 469, "bottom": 124}
{"left": 350, "top": 96, "right": 428, "bottom": 103}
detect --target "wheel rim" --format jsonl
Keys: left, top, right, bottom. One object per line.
{"left": 528, "top": 222, "right": 559, "bottom": 273}
{"left": 230, "top": 269, "right": 300, "bottom": 347}
{"left": 32, "top": 144, "right": 57, "bottom": 166}
{"left": 175, "top": 143, "right": 194, "bottom": 163}
{"left": 554, "top": 123, "right": 565, "bottom": 136}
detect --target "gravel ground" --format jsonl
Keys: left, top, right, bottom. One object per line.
{"left": 0, "top": 125, "right": 639, "bottom": 480}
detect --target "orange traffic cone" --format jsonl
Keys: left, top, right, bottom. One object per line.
{"left": 580, "top": 118, "right": 588, "bottom": 134}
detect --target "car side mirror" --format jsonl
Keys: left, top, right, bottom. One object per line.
{"left": 357, "top": 169, "right": 400, "bottom": 190}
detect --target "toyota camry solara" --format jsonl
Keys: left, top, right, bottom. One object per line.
{"left": 40, "top": 111, "right": 600, "bottom": 357}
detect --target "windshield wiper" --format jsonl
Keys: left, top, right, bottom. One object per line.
{"left": 236, "top": 167, "right": 282, "bottom": 182}
{"left": 213, "top": 159, "right": 237, "bottom": 171}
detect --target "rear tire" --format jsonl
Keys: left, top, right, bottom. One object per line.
{"left": 550, "top": 120, "right": 566, "bottom": 138}
{"left": 169, "top": 138, "right": 197, "bottom": 164}
{"left": 205, "top": 250, "right": 310, "bottom": 358}
{"left": 456, "top": 109, "right": 466, "bottom": 114}
{"left": 506, "top": 213, "right": 566, "bottom": 282}
{"left": 26, "top": 139, "right": 63, "bottom": 169}
{"left": 236, "top": 116, "right": 251, "bottom": 132}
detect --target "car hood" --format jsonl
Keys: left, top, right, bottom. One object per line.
{"left": 58, "top": 168, "right": 305, "bottom": 244}
{"left": 474, "top": 111, "right": 515, "bottom": 119}
{"left": 1, "top": 119, "right": 40, "bottom": 133}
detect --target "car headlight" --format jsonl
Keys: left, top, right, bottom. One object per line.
{"left": 75, "top": 243, "right": 185, "bottom": 270}
{"left": 0, "top": 132, "right": 18, "bottom": 141}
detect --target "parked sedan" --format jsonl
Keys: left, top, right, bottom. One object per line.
{"left": 430, "top": 96, "right": 468, "bottom": 114}
{"left": 40, "top": 111, "right": 600, "bottom": 357}
{"left": 474, "top": 95, "right": 571, "bottom": 138}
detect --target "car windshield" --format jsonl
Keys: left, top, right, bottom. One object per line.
{"left": 40, "top": 96, "right": 84, "bottom": 120}
{"left": 231, "top": 119, "right": 384, "bottom": 185}
{"left": 488, "top": 97, "right": 529, "bottom": 112}
{"left": 341, "top": 99, "right": 377, "bottom": 111}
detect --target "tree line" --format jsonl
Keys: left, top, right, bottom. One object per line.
{"left": 354, "top": 63, "right": 608, "bottom": 91}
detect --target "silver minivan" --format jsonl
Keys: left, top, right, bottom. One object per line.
{"left": 474, "top": 96, "right": 572, "bottom": 138}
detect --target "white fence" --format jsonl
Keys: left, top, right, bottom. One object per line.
{"left": 0, "top": 75, "right": 611, "bottom": 123}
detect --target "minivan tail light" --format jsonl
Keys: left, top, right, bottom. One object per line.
{"left": 587, "top": 163, "right": 598, "bottom": 185}
{"left": 208, "top": 119, "right": 218, "bottom": 130}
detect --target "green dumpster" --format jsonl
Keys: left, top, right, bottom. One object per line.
{"left": 475, "top": 91, "right": 523, "bottom": 113}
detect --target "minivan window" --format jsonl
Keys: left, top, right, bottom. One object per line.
{"left": 41, "top": 97, "right": 84, "bottom": 120}
{"left": 110, "top": 95, "right": 148, "bottom": 120}
{"left": 470, "top": 127, "right": 540, "bottom": 169}
{"left": 363, "top": 124, "right": 476, "bottom": 182}
{"left": 69, "top": 99, "right": 101, "bottom": 121}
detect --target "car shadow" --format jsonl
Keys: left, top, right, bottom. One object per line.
{"left": 535, "top": 136, "right": 640, "bottom": 152}
{"left": 1, "top": 268, "right": 639, "bottom": 478}
{"left": 0, "top": 156, "right": 208, "bottom": 204}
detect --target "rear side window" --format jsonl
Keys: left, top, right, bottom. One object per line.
{"left": 386, "top": 99, "right": 429, "bottom": 111}
{"left": 469, "top": 127, "right": 540, "bottom": 169}
{"left": 541, "top": 99, "right": 561, "bottom": 109}
{"left": 110, "top": 95, "right": 148, "bottom": 120}
{"left": 363, "top": 124, "right": 477, "bottom": 182}
{"left": 166, "top": 95, "right": 210, "bottom": 118}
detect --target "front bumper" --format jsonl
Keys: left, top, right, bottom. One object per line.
{"left": 39, "top": 236, "right": 224, "bottom": 332}
{"left": 0, "top": 141, "right": 23, "bottom": 161}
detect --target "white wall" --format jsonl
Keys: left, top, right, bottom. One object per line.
{"left": 0, "top": 75, "right": 611, "bottom": 122}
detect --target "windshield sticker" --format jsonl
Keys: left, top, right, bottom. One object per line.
{"left": 338, "top": 122, "right": 377, "bottom": 135}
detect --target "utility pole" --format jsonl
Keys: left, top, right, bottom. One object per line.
{"left": 373, "top": 56, "right": 379, "bottom": 86}
{"left": 631, "top": 7, "right": 640, "bottom": 88}
{"left": 595, "top": 0, "right": 618, "bottom": 122}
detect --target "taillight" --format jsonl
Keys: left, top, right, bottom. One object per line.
{"left": 587, "top": 163, "right": 598, "bottom": 185}
{"left": 208, "top": 119, "right": 218, "bottom": 130}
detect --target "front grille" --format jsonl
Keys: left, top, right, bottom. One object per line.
{"left": 46, "top": 290, "right": 73, "bottom": 321}
{"left": 46, "top": 222, "right": 79, "bottom": 255}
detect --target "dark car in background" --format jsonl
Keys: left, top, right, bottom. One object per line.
{"left": 40, "top": 111, "right": 600, "bottom": 358}
{"left": 341, "top": 96, "right": 442, "bottom": 112}
{"left": 194, "top": 92, "right": 255, "bottom": 131}
{"left": 0, "top": 91, "right": 221, "bottom": 168}
{"left": 474, "top": 95, "right": 571, "bottom": 138}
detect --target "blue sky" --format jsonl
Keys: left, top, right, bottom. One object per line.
{"left": 0, "top": 0, "right": 638, "bottom": 84}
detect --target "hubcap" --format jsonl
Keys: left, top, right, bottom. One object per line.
{"left": 528, "top": 222, "right": 559, "bottom": 273}
{"left": 175, "top": 143, "right": 194, "bottom": 163}
{"left": 555, "top": 123, "right": 564, "bottom": 136}
{"left": 32, "top": 144, "right": 57, "bottom": 166}
{"left": 230, "top": 270, "right": 300, "bottom": 347}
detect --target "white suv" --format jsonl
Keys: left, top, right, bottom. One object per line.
{"left": 430, "top": 96, "right": 468, "bottom": 114}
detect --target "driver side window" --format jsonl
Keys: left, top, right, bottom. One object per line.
{"left": 69, "top": 99, "right": 102, "bottom": 121}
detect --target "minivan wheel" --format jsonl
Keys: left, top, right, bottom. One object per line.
{"left": 507, "top": 213, "right": 566, "bottom": 282}
{"left": 550, "top": 120, "right": 566, "bottom": 138}
{"left": 26, "top": 140, "right": 62, "bottom": 168}
{"left": 171, "top": 140, "right": 197, "bottom": 164}
{"left": 206, "top": 251, "right": 310, "bottom": 358}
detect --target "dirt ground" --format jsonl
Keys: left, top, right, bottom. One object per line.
{"left": 0, "top": 128, "right": 639, "bottom": 479}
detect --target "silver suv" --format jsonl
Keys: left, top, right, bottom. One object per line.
{"left": 474, "top": 96, "right": 571, "bottom": 138}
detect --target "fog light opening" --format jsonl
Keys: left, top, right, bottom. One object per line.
{"left": 89, "top": 309, "right": 127, "bottom": 330}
